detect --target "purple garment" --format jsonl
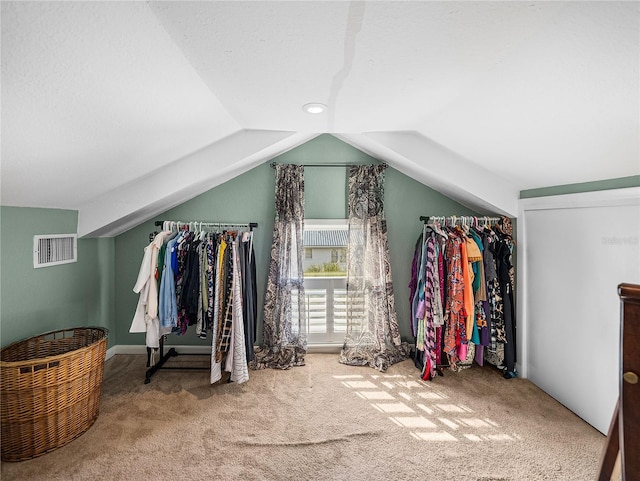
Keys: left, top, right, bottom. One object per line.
{"left": 438, "top": 248, "right": 445, "bottom": 306}
{"left": 474, "top": 343, "right": 484, "bottom": 366}
{"left": 480, "top": 301, "right": 491, "bottom": 346}
{"left": 408, "top": 236, "right": 421, "bottom": 336}
{"left": 416, "top": 299, "right": 426, "bottom": 320}
{"left": 409, "top": 238, "right": 420, "bottom": 303}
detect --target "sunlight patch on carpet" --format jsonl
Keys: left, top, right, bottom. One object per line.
{"left": 484, "top": 434, "right": 516, "bottom": 441}
{"left": 336, "top": 370, "right": 524, "bottom": 444}
{"left": 355, "top": 391, "right": 395, "bottom": 400}
{"left": 410, "top": 431, "right": 458, "bottom": 442}
{"left": 438, "top": 418, "right": 460, "bottom": 430}
{"left": 396, "top": 381, "right": 424, "bottom": 389}
{"left": 456, "top": 418, "right": 492, "bottom": 428}
{"left": 435, "top": 403, "right": 472, "bottom": 413}
{"left": 417, "top": 391, "right": 447, "bottom": 400}
{"left": 416, "top": 403, "right": 435, "bottom": 414}
{"left": 389, "top": 416, "right": 437, "bottom": 428}
{"left": 342, "top": 380, "right": 377, "bottom": 389}
{"left": 371, "top": 402, "right": 414, "bottom": 413}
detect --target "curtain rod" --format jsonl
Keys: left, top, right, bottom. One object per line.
{"left": 269, "top": 162, "right": 387, "bottom": 169}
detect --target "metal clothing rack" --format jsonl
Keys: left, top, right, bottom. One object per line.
{"left": 417, "top": 214, "right": 506, "bottom": 375}
{"left": 144, "top": 219, "right": 258, "bottom": 384}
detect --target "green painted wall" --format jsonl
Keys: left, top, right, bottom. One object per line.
{"left": 276, "top": 134, "right": 378, "bottom": 218}
{"left": 385, "top": 167, "right": 479, "bottom": 336}
{"left": 115, "top": 134, "right": 478, "bottom": 346}
{"left": 0, "top": 207, "right": 115, "bottom": 349}
{"left": 520, "top": 175, "right": 640, "bottom": 198}
{"left": 114, "top": 160, "right": 276, "bottom": 347}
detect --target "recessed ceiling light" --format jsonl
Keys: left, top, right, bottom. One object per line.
{"left": 302, "top": 103, "right": 327, "bottom": 114}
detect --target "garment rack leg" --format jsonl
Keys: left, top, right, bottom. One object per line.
{"left": 144, "top": 336, "right": 210, "bottom": 384}
{"left": 145, "top": 336, "right": 177, "bottom": 384}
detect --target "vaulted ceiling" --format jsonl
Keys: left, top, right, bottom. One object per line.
{"left": 2, "top": 1, "right": 638, "bottom": 237}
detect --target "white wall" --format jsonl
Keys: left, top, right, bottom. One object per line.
{"left": 517, "top": 188, "right": 640, "bottom": 433}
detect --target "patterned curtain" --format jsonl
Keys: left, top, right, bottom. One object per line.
{"left": 251, "top": 164, "right": 307, "bottom": 369}
{"left": 340, "top": 164, "right": 409, "bottom": 371}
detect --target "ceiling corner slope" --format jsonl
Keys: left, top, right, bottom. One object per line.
{"left": 337, "top": 132, "right": 519, "bottom": 217}
{"left": 78, "top": 130, "right": 318, "bottom": 238}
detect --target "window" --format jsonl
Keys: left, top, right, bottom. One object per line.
{"left": 301, "top": 220, "right": 348, "bottom": 344}
{"left": 305, "top": 248, "right": 313, "bottom": 259}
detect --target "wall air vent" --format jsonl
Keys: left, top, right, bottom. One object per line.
{"left": 33, "top": 234, "right": 77, "bottom": 268}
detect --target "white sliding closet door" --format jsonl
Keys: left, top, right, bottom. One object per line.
{"left": 520, "top": 189, "right": 640, "bottom": 433}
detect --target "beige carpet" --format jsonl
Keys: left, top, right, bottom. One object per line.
{"left": 1, "top": 353, "right": 605, "bottom": 481}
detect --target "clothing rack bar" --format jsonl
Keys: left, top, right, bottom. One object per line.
{"left": 270, "top": 161, "right": 387, "bottom": 169}
{"left": 420, "top": 215, "right": 503, "bottom": 225}
{"left": 154, "top": 220, "right": 258, "bottom": 230}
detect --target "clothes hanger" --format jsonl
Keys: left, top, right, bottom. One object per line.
{"left": 429, "top": 218, "right": 448, "bottom": 239}
{"left": 462, "top": 217, "right": 471, "bottom": 235}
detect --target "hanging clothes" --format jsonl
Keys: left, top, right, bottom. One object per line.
{"left": 131, "top": 222, "right": 257, "bottom": 385}
{"left": 494, "top": 225, "right": 516, "bottom": 377}
{"left": 159, "top": 231, "right": 179, "bottom": 335}
{"left": 409, "top": 216, "right": 516, "bottom": 380}
{"left": 226, "top": 239, "right": 249, "bottom": 383}
{"left": 443, "top": 234, "right": 468, "bottom": 368}
{"left": 238, "top": 232, "right": 257, "bottom": 362}
{"left": 130, "top": 230, "right": 172, "bottom": 349}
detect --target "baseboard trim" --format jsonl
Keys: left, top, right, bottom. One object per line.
{"left": 107, "top": 344, "right": 211, "bottom": 357}
{"left": 307, "top": 344, "right": 342, "bottom": 353}
{"left": 105, "top": 346, "right": 118, "bottom": 361}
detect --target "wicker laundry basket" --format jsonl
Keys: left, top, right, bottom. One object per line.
{"left": 0, "top": 327, "right": 108, "bottom": 462}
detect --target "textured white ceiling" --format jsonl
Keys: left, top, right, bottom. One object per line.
{"left": 1, "top": 1, "right": 241, "bottom": 208}
{"left": 1, "top": 1, "right": 638, "bottom": 236}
